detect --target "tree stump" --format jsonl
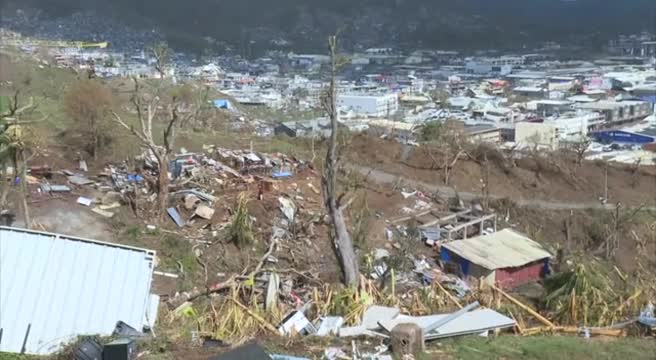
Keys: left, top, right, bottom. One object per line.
{"left": 391, "top": 323, "right": 424, "bottom": 357}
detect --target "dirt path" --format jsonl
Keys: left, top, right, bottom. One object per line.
{"left": 350, "top": 164, "right": 653, "bottom": 211}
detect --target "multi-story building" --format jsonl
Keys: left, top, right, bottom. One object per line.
{"left": 575, "top": 100, "right": 654, "bottom": 126}
{"left": 337, "top": 93, "right": 399, "bottom": 117}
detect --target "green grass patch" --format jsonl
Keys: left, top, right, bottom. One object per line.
{"left": 445, "top": 336, "right": 656, "bottom": 360}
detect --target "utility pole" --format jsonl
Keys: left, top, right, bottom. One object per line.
{"left": 603, "top": 161, "right": 609, "bottom": 204}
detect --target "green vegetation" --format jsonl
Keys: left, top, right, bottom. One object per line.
{"left": 227, "top": 193, "right": 255, "bottom": 248}
{"left": 0, "top": 354, "right": 42, "bottom": 360}
{"left": 421, "top": 120, "right": 443, "bottom": 141}
{"left": 445, "top": 336, "right": 656, "bottom": 360}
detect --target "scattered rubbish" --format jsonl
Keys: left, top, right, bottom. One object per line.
{"left": 278, "top": 311, "right": 315, "bottom": 336}
{"left": 99, "top": 202, "right": 121, "bottom": 210}
{"left": 79, "top": 160, "right": 88, "bottom": 172}
{"left": 173, "top": 302, "right": 197, "bottom": 318}
{"left": 101, "top": 192, "right": 123, "bottom": 205}
{"left": 194, "top": 204, "right": 215, "bottom": 220}
{"left": 270, "top": 355, "right": 310, "bottom": 360}
{"left": 266, "top": 272, "right": 281, "bottom": 311}
{"left": 379, "top": 308, "right": 515, "bottom": 340}
{"left": 374, "top": 249, "right": 390, "bottom": 260}
{"left": 209, "top": 343, "right": 271, "bottom": 360}
{"left": 184, "top": 194, "right": 201, "bottom": 210}
{"left": 76, "top": 197, "right": 93, "bottom": 207}
{"left": 103, "top": 339, "right": 137, "bottom": 360}
{"left": 41, "top": 184, "right": 71, "bottom": 193}
{"left": 362, "top": 306, "right": 400, "bottom": 330}
{"left": 73, "top": 338, "right": 103, "bottom": 360}
{"left": 202, "top": 337, "right": 227, "bottom": 348}
{"left": 338, "top": 325, "right": 369, "bottom": 338}
{"left": 167, "top": 207, "right": 185, "bottom": 227}
{"left": 91, "top": 207, "right": 114, "bottom": 218}
{"left": 68, "top": 175, "right": 94, "bottom": 186}
{"left": 174, "top": 189, "right": 217, "bottom": 203}
{"left": 423, "top": 301, "right": 480, "bottom": 334}
{"left": 316, "top": 316, "right": 345, "bottom": 336}
{"left": 401, "top": 191, "right": 417, "bottom": 199}
{"left": 272, "top": 169, "right": 293, "bottom": 179}
{"left": 413, "top": 200, "right": 431, "bottom": 210}
{"left": 324, "top": 347, "right": 348, "bottom": 360}
{"left": 153, "top": 271, "right": 179, "bottom": 279}
{"left": 307, "top": 183, "right": 320, "bottom": 194}
{"left": 30, "top": 165, "right": 53, "bottom": 178}
{"left": 638, "top": 302, "right": 656, "bottom": 328}
{"left": 278, "top": 197, "right": 296, "bottom": 222}
{"left": 113, "top": 321, "right": 146, "bottom": 338}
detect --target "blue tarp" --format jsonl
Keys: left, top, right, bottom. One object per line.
{"left": 213, "top": 99, "right": 232, "bottom": 109}
{"left": 272, "top": 170, "right": 293, "bottom": 179}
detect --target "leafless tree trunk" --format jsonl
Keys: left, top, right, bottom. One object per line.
{"left": 1, "top": 91, "right": 41, "bottom": 227}
{"left": 481, "top": 152, "right": 490, "bottom": 210}
{"left": 0, "top": 166, "right": 10, "bottom": 211}
{"left": 18, "top": 150, "right": 30, "bottom": 229}
{"left": 112, "top": 78, "right": 196, "bottom": 221}
{"left": 150, "top": 42, "right": 171, "bottom": 79}
{"left": 321, "top": 35, "right": 360, "bottom": 287}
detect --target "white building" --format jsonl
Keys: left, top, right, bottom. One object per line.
{"left": 337, "top": 93, "right": 399, "bottom": 117}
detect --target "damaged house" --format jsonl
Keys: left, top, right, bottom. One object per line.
{"left": 439, "top": 229, "right": 551, "bottom": 289}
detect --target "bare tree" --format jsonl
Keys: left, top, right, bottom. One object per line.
{"left": 112, "top": 78, "right": 198, "bottom": 219}
{"left": 65, "top": 79, "right": 115, "bottom": 159}
{"left": 1, "top": 91, "right": 47, "bottom": 228}
{"left": 150, "top": 42, "right": 171, "bottom": 79}
{"left": 320, "top": 35, "right": 360, "bottom": 287}
{"left": 563, "top": 136, "right": 592, "bottom": 171}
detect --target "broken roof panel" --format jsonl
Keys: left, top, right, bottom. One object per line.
{"left": 441, "top": 229, "right": 551, "bottom": 270}
{"left": 379, "top": 309, "right": 515, "bottom": 340}
{"left": 0, "top": 226, "right": 156, "bottom": 355}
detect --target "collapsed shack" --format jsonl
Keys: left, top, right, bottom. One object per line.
{"left": 388, "top": 206, "right": 497, "bottom": 245}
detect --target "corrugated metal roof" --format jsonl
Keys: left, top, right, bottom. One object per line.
{"left": 0, "top": 226, "right": 156, "bottom": 355}
{"left": 379, "top": 309, "right": 515, "bottom": 340}
{"left": 442, "top": 229, "right": 551, "bottom": 270}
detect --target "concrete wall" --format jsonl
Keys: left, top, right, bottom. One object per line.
{"left": 516, "top": 122, "right": 558, "bottom": 149}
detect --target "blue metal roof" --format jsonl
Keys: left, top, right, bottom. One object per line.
{"left": 590, "top": 130, "right": 656, "bottom": 144}
{"left": 0, "top": 227, "right": 156, "bottom": 355}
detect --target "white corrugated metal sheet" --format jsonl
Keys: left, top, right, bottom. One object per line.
{"left": 442, "top": 228, "right": 551, "bottom": 270}
{"left": 379, "top": 309, "right": 515, "bottom": 339}
{"left": 0, "top": 226, "right": 156, "bottom": 355}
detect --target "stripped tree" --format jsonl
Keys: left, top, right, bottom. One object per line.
{"left": 320, "top": 35, "right": 360, "bottom": 286}
{"left": 0, "top": 91, "right": 48, "bottom": 228}
{"left": 150, "top": 42, "right": 172, "bottom": 79}
{"left": 112, "top": 78, "right": 198, "bottom": 220}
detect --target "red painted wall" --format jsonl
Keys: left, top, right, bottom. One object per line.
{"left": 495, "top": 260, "right": 546, "bottom": 289}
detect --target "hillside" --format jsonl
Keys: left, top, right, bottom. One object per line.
{"left": 2, "top": 0, "right": 655, "bottom": 52}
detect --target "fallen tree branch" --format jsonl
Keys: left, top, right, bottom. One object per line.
{"left": 522, "top": 326, "right": 623, "bottom": 337}
{"left": 243, "top": 239, "right": 278, "bottom": 277}
{"left": 493, "top": 285, "right": 556, "bottom": 328}
{"left": 167, "top": 276, "right": 237, "bottom": 308}
{"left": 435, "top": 281, "right": 463, "bottom": 309}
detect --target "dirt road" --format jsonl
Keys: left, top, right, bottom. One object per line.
{"left": 350, "top": 164, "right": 652, "bottom": 211}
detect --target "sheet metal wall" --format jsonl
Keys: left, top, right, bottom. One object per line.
{"left": 495, "top": 260, "right": 547, "bottom": 289}
{"left": 0, "top": 227, "right": 155, "bottom": 355}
